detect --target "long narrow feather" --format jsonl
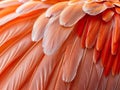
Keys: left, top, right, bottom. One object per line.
{"left": 0, "top": 18, "right": 35, "bottom": 46}
{"left": 87, "top": 61, "right": 103, "bottom": 90}
{"left": 62, "top": 36, "right": 83, "bottom": 82}
{"left": 0, "top": 41, "right": 44, "bottom": 90}
{"left": 16, "top": 1, "right": 50, "bottom": 15}
{"left": 70, "top": 49, "right": 94, "bottom": 90}
{"left": 106, "top": 74, "right": 119, "bottom": 90}
{"left": 29, "top": 51, "right": 60, "bottom": 90}
{"left": 0, "top": 34, "right": 33, "bottom": 74}
{"left": 0, "top": 0, "right": 21, "bottom": 8}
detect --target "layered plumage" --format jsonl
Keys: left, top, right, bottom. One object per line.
{"left": 0, "top": 0, "right": 120, "bottom": 90}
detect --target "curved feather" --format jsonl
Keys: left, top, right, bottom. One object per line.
{"left": 32, "top": 13, "right": 49, "bottom": 41}
{"left": 87, "top": 61, "right": 103, "bottom": 90}
{"left": 102, "top": 9, "right": 114, "bottom": 22}
{"left": 29, "top": 52, "right": 60, "bottom": 90}
{"left": 0, "top": 34, "right": 33, "bottom": 74}
{"left": 106, "top": 74, "right": 119, "bottom": 90}
{"left": 0, "top": 0, "right": 21, "bottom": 8}
{"left": 83, "top": 2, "right": 107, "bottom": 15}
{"left": 62, "top": 36, "right": 83, "bottom": 82}
{"left": 0, "top": 41, "right": 44, "bottom": 90}
{"left": 111, "top": 14, "right": 120, "bottom": 55}
{"left": 45, "top": 1, "right": 68, "bottom": 17}
{"left": 16, "top": 1, "right": 50, "bottom": 15}
{"left": 0, "top": 17, "right": 35, "bottom": 46}
{"left": 0, "top": 13, "right": 19, "bottom": 26}
{"left": 42, "top": 16, "right": 73, "bottom": 55}
{"left": 71, "top": 49, "right": 94, "bottom": 90}
{"left": 60, "top": 2, "right": 85, "bottom": 27}
{"left": 96, "top": 21, "right": 112, "bottom": 51}
{"left": 85, "top": 16, "right": 101, "bottom": 48}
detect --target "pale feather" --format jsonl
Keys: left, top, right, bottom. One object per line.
{"left": 29, "top": 52, "right": 60, "bottom": 90}
{"left": 0, "top": 13, "right": 19, "bottom": 26}
{"left": 45, "top": 1, "right": 68, "bottom": 17}
{"left": 87, "top": 61, "right": 103, "bottom": 90}
{"left": 32, "top": 13, "right": 49, "bottom": 41}
{"left": 16, "top": 1, "right": 50, "bottom": 14}
{"left": 83, "top": 2, "right": 107, "bottom": 15}
{"left": 42, "top": 16, "right": 73, "bottom": 55}
{"left": 62, "top": 36, "right": 83, "bottom": 82}
{"left": 71, "top": 49, "right": 94, "bottom": 90}
{"left": 0, "top": 0, "right": 21, "bottom": 8}
{"left": 60, "top": 2, "right": 85, "bottom": 27}
{"left": 97, "top": 74, "right": 108, "bottom": 90}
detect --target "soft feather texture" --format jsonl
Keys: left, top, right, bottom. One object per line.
{"left": 32, "top": 13, "right": 49, "bottom": 41}
{"left": 70, "top": 49, "right": 94, "bottom": 90}
{"left": 0, "top": 33, "right": 33, "bottom": 74}
{"left": 62, "top": 36, "right": 83, "bottom": 82}
{"left": 45, "top": 1, "right": 68, "bottom": 17}
{"left": 42, "top": 16, "right": 73, "bottom": 55}
{"left": 16, "top": 1, "right": 50, "bottom": 14}
{"left": 83, "top": 2, "right": 107, "bottom": 15}
{"left": 29, "top": 51, "right": 60, "bottom": 90}
{"left": 0, "top": 18, "right": 35, "bottom": 46}
{"left": 0, "top": 41, "right": 44, "bottom": 90}
{"left": 60, "top": 2, "right": 85, "bottom": 27}
{"left": 0, "top": 0, "right": 120, "bottom": 90}
{"left": 87, "top": 61, "right": 103, "bottom": 90}
{"left": 0, "top": 0, "right": 21, "bottom": 8}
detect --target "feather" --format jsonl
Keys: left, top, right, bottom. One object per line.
{"left": 101, "top": 30, "right": 112, "bottom": 67}
{"left": 0, "top": 0, "right": 21, "bottom": 8}
{"left": 16, "top": 1, "right": 50, "bottom": 14}
{"left": 76, "top": 16, "right": 87, "bottom": 37}
{"left": 0, "top": 17, "right": 35, "bottom": 46}
{"left": 54, "top": 70, "right": 68, "bottom": 90}
{"left": 60, "top": 2, "right": 85, "bottom": 27}
{"left": 83, "top": 2, "right": 107, "bottom": 15}
{"left": 45, "top": 1, "right": 68, "bottom": 17}
{"left": 46, "top": 54, "right": 67, "bottom": 90}
{"left": 62, "top": 36, "right": 83, "bottom": 82}
{"left": 106, "top": 74, "right": 119, "bottom": 90}
{"left": 102, "top": 9, "right": 114, "bottom": 22}
{"left": 32, "top": 13, "right": 49, "bottom": 41}
{"left": 0, "top": 13, "right": 19, "bottom": 26}
{"left": 71, "top": 49, "right": 94, "bottom": 90}
{"left": 87, "top": 61, "right": 103, "bottom": 90}
{"left": 85, "top": 16, "right": 101, "bottom": 48}
{"left": 104, "top": 54, "right": 115, "bottom": 76}
{"left": 115, "top": 75, "right": 120, "bottom": 90}
{"left": 0, "top": 5, "right": 19, "bottom": 18}
{"left": 96, "top": 21, "right": 112, "bottom": 51}
{"left": 0, "top": 34, "right": 33, "bottom": 74}
{"left": 112, "top": 47, "right": 120, "bottom": 75}
{"left": 29, "top": 52, "right": 60, "bottom": 90}
{"left": 68, "top": 0, "right": 81, "bottom": 5}
{"left": 115, "top": 7, "right": 120, "bottom": 14}
{"left": 97, "top": 74, "right": 108, "bottom": 90}
{"left": 93, "top": 48, "right": 101, "bottom": 63}
{"left": 42, "top": 16, "right": 73, "bottom": 55}
{"left": 0, "top": 41, "right": 44, "bottom": 90}
{"left": 111, "top": 14, "right": 120, "bottom": 55}
{"left": 104, "top": 2, "right": 114, "bottom": 8}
